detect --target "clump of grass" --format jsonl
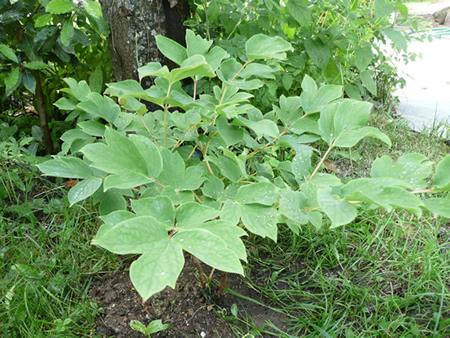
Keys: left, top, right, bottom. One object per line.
{"left": 0, "top": 158, "right": 119, "bottom": 336}
{"left": 236, "top": 115, "right": 450, "bottom": 336}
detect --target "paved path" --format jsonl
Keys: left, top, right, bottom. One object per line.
{"left": 394, "top": 1, "right": 450, "bottom": 135}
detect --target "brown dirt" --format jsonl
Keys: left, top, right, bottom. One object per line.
{"left": 88, "top": 254, "right": 289, "bottom": 337}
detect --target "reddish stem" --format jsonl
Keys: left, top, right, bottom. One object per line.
{"left": 192, "top": 256, "right": 206, "bottom": 285}
{"left": 216, "top": 271, "right": 227, "bottom": 296}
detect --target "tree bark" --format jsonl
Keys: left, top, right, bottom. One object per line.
{"left": 100, "top": 0, "right": 190, "bottom": 87}
{"left": 32, "top": 71, "right": 53, "bottom": 155}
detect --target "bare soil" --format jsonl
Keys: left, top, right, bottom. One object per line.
{"left": 88, "top": 254, "right": 288, "bottom": 337}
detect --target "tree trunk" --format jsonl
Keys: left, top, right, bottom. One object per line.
{"left": 100, "top": 0, "right": 190, "bottom": 88}
{"left": 32, "top": 71, "right": 53, "bottom": 155}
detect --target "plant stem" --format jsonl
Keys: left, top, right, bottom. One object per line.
{"left": 193, "top": 76, "right": 198, "bottom": 101}
{"left": 192, "top": 256, "right": 206, "bottom": 285}
{"left": 216, "top": 271, "right": 227, "bottom": 296}
{"left": 308, "top": 143, "right": 334, "bottom": 181}
{"left": 32, "top": 70, "right": 53, "bottom": 155}
{"left": 218, "top": 60, "right": 251, "bottom": 106}
{"left": 164, "top": 105, "right": 168, "bottom": 148}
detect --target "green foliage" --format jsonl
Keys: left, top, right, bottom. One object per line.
{"left": 0, "top": 0, "right": 108, "bottom": 95}
{"left": 130, "top": 319, "right": 169, "bottom": 336}
{"left": 38, "top": 30, "right": 450, "bottom": 302}
{"left": 187, "top": 0, "right": 414, "bottom": 107}
{"left": 0, "top": 0, "right": 111, "bottom": 152}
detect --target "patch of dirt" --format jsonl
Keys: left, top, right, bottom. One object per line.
{"left": 89, "top": 254, "right": 288, "bottom": 337}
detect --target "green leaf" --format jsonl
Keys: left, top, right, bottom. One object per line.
{"left": 77, "top": 92, "right": 120, "bottom": 123}
{"left": 46, "top": 0, "right": 76, "bottom": 14}
{"left": 173, "top": 229, "right": 244, "bottom": 274}
{"left": 342, "top": 179, "right": 424, "bottom": 215}
{"left": 161, "top": 186, "right": 194, "bottom": 205}
{"left": 216, "top": 116, "right": 244, "bottom": 146}
{"left": 205, "top": 155, "right": 242, "bottom": 182}
{"left": 38, "top": 157, "right": 97, "bottom": 179}
{"left": 186, "top": 29, "right": 213, "bottom": 58}
{"left": 157, "top": 148, "right": 204, "bottom": 190}
{"left": 236, "top": 117, "right": 279, "bottom": 139}
{"left": 145, "top": 320, "right": 169, "bottom": 335}
{"left": 129, "top": 134, "right": 163, "bottom": 178}
{"left": 318, "top": 99, "right": 391, "bottom": 148}
{"left": 353, "top": 45, "right": 373, "bottom": 72}
{"left": 23, "top": 61, "right": 48, "bottom": 70}
{"left": 383, "top": 28, "right": 407, "bottom": 51}
{"left": 317, "top": 188, "right": 357, "bottom": 228}
{"left": 287, "top": 0, "right": 311, "bottom": 26}
{"left": 82, "top": 0, "right": 103, "bottom": 18}
{"left": 344, "top": 83, "right": 362, "bottom": 101}
{"left": 239, "top": 63, "right": 276, "bottom": 80}
{"left": 170, "top": 55, "right": 216, "bottom": 83}
{"left": 282, "top": 74, "right": 293, "bottom": 91}
{"left": 35, "top": 14, "right": 53, "bottom": 27}
{"left": 130, "top": 241, "right": 184, "bottom": 302}
{"left": 60, "top": 19, "right": 74, "bottom": 46}
{"left": 273, "top": 95, "right": 302, "bottom": 127}
{"left": 22, "top": 71, "right": 36, "bottom": 93}
{"left": 98, "top": 190, "right": 128, "bottom": 216}
{"left": 78, "top": 120, "right": 106, "bottom": 137}
{"left": 81, "top": 128, "right": 157, "bottom": 178}
{"left": 246, "top": 34, "right": 293, "bottom": 61}
{"left": 202, "top": 175, "right": 224, "bottom": 200}
{"left": 374, "top": 0, "right": 395, "bottom": 18}
{"left": 175, "top": 202, "right": 220, "bottom": 228}
{"left": 434, "top": 156, "right": 450, "bottom": 191}
{"left": 221, "top": 148, "right": 248, "bottom": 180}
{"left": 300, "top": 76, "right": 342, "bottom": 114}
{"left": 335, "top": 126, "right": 391, "bottom": 148}
{"left": 88, "top": 66, "right": 103, "bottom": 93}
{"left": 236, "top": 182, "right": 279, "bottom": 205}
{"left": 61, "top": 78, "right": 91, "bottom": 101}
{"left": 198, "top": 220, "right": 247, "bottom": 261}
{"left": 103, "top": 172, "right": 152, "bottom": 191}
{"left": 54, "top": 97, "right": 77, "bottom": 110}
{"left": 290, "top": 115, "right": 320, "bottom": 135}
{"left": 68, "top": 177, "right": 102, "bottom": 206}
{"left": 93, "top": 216, "right": 169, "bottom": 254}
{"left": 220, "top": 200, "right": 241, "bottom": 224}
{"left": 423, "top": 198, "right": 450, "bottom": 218}
{"left": 205, "top": 46, "right": 229, "bottom": 72}
{"left": 206, "top": 0, "right": 220, "bottom": 23}
{"left": 5, "top": 68, "right": 20, "bottom": 90}
{"left": 130, "top": 320, "right": 146, "bottom": 334}
{"left": 240, "top": 204, "right": 278, "bottom": 240}
{"left": 131, "top": 196, "right": 174, "bottom": 227}
{"left": 310, "top": 173, "right": 342, "bottom": 187}
{"left": 156, "top": 35, "right": 187, "bottom": 66}
{"left": 304, "top": 37, "right": 330, "bottom": 70}
{"left": 371, "top": 154, "right": 432, "bottom": 190}
{"left": 279, "top": 189, "right": 309, "bottom": 224}
{"left": 0, "top": 44, "right": 18, "bottom": 62}
{"left": 292, "top": 145, "right": 313, "bottom": 179}
{"left": 360, "top": 70, "right": 377, "bottom": 96}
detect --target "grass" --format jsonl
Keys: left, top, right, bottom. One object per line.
{"left": 235, "top": 115, "right": 450, "bottom": 336}
{"left": 0, "top": 154, "right": 120, "bottom": 336}
{"left": 1, "top": 112, "right": 449, "bottom": 336}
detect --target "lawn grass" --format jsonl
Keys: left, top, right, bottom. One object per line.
{"left": 235, "top": 114, "right": 450, "bottom": 336}
{"left": 0, "top": 156, "right": 120, "bottom": 336}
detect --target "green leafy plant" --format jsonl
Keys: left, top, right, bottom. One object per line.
{"left": 130, "top": 319, "right": 169, "bottom": 336}
{"left": 187, "top": 0, "right": 417, "bottom": 107}
{"left": 38, "top": 30, "right": 450, "bottom": 302}
{"left": 0, "top": 0, "right": 111, "bottom": 154}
